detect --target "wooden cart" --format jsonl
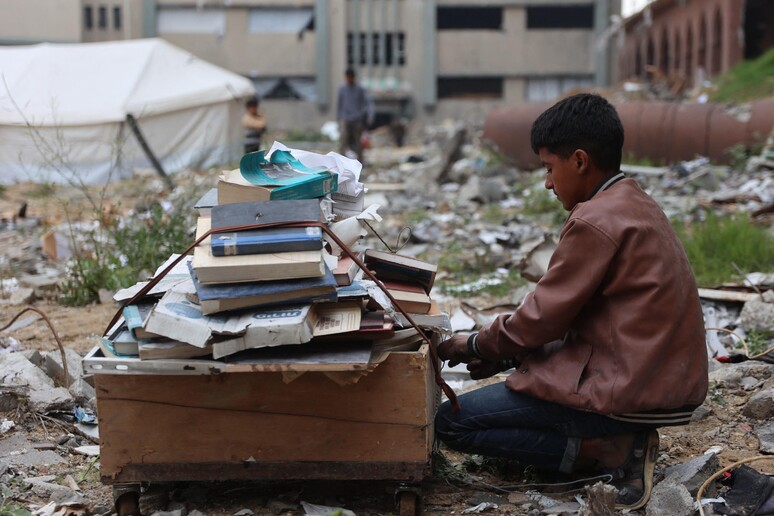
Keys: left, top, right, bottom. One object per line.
{"left": 85, "top": 341, "right": 440, "bottom": 515}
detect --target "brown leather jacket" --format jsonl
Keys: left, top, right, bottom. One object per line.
{"left": 476, "top": 178, "right": 708, "bottom": 418}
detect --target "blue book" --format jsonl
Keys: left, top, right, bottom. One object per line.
{"left": 188, "top": 262, "right": 338, "bottom": 315}
{"left": 210, "top": 199, "right": 324, "bottom": 256}
{"left": 211, "top": 226, "right": 323, "bottom": 256}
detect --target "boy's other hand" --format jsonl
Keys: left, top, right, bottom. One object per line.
{"left": 438, "top": 334, "right": 472, "bottom": 367}
{"left": 467, "top": 359, "right": 502, "bottom": 380}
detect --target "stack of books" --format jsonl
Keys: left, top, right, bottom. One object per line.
{"left": 98, "top": 147, "right": 449, "bottom": 367}
{"left": 364, "top": 249, "right": 438, "bottom": 315}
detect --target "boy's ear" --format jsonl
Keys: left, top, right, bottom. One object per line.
{"left": 572, "top": 149, "right": 590, "bottom": 174}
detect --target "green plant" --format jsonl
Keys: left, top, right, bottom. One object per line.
{"left": 725, "top": 139, "right": 767, "bottom": 171}
{"left": 672, "top": 213, "right": 774, "bottom": 287}
{"left": 0, "top": 485, "right": 31, "bottom": 516}
{"left": 113, "top": 203, "right": 191, "bottom": 277}
{"left": 707, "top": 382, "right": 726, "bottom": 406}
{"left": 59, "top": 203, "right": 192, "bottom": 306}
{"left": 747, "top": 330, "right": 774, "bottom": 357}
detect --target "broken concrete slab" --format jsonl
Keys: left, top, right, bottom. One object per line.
{"left": 0, "top": 434, "right": 65, "bottom": 467}
{"left": 0, "top": 352, "right": 73, "bottom": 413}
{"left": 24, "top": 475, "right": 77, "bottom": 499}
{"left": 72, "top": 445, "right": 100, "bottom": 457}
{"left": 44, "top": 348, "right": 83, "bottom": 388}
{"left": 740, "top": 299, "right": 774, "bottom": 332}
{"left": 645, "top": 477, "right": 694, "bottom": 516}
{"left": 10, "top": 287, "right": 34, "bottom": 305}
{"left": 663, "top": 452, "right": 721, "bottom": 496}
{"left": 742, "top": 389, "right": 774, "bottom": 420}
{"left": 708, "top": 362, "right": 774, "bottom": 389}
{"left": 756, "top": 420, "right": 774, "bottom": 454}
{"left": 69, "top": 376, "right": 95, "bottom": 404}
{"left": 20, "top": 349, "right": 44, "bottom": 368}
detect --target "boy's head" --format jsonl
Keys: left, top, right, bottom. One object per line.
{"left": 530, "top": 94, "right": 625, "bottom": 211}
{"left": 245, "top": 96, "right": 259, "bottom": 114}
{"left": 345, "top": 68, "right": 356, "bottom": 85}
{"left": 531, "top": 93, "right": 623, "bottom": 174}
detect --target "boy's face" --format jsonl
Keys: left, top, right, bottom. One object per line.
{"left": 539, "top": 148, "right": 586, "bottom": 211}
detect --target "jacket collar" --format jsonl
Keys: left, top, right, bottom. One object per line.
{"left": 588, "top": 172, "right": 626, "bottom": 201}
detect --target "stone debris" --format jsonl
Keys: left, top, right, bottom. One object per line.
{"left": 645, "top": 477, "right": 694, "bottom": 516}
{"left": 663, "top": 452, "right": 722, "bottom": 497}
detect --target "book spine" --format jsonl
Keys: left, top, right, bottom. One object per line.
{"left": 211, "top": 237, "right": 322, "bottom": 257}
{"left": 269, "top": 175, "right": 339, "bottom": 200}
{"left": 122, "top": 306, "right": 144, "bottom": 339}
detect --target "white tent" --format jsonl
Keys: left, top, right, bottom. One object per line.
{"left": 0, "top": 38, "right": 255, "bottom": 184}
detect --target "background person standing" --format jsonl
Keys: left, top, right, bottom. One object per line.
{"left": 242, "top": 96, "right": 266, "bottom": 154}
{"left": 337, "top": 68, "right": 374, "bottom": 164}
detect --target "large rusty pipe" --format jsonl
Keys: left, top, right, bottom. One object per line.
{"left": 482, "top": 98, "right": 774, "bottom": 168}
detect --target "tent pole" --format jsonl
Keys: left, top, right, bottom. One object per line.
{"left": 125, "top": 114, "right": 174, "bottom": 191}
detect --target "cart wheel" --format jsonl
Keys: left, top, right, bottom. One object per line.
{"left": 398, "top": 491, "right": 419, "bottom": 516}
{"left": 114, "top": 490, "right": 140, "bottom": 516}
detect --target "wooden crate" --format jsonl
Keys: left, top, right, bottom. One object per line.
{"left": 95, "top": 343, "right": 439, "bottom": 484}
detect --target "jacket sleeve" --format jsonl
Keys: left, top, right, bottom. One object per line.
{"left": 476, "top": 217, "right": 619, "bottom": 360}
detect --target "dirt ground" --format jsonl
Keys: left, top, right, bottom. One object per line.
{"left": 1, "top": 176, "right": 771, "bottom": 515}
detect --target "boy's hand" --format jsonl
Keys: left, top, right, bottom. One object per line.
{"left": 467, "top": 359, "right": 503, "bottom": 380}
{"left": 437, "top": 334, "right": 473, "bottom": 367}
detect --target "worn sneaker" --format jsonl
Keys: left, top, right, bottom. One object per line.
{"left": 605, "top": 429, "right": 659, "bottom": 510}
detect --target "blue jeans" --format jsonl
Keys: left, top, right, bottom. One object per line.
{"left": 435, "top": 382, "right": 651, "bottom": 473}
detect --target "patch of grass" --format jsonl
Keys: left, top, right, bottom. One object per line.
{"left": 622, "top": 153, "right": 659, "bottom": 167}
{"left": 710, "top": 47, "right": 774, "bottom": 103}
{"left": 26, "top": 182, "right": 56, "bottom": 198}
{"left": 0, "top": 184, "right": 6, "bottom": 197}
{"left": 480, "top": 204, "right": 505, "bottom": 224}
{"left": 404, "top": 207, "right": 430, "bottom": 227}
{"left": 672, "top": 213, "right": 774, "bottom": 287}
{"left": 522, "top": 186, "right": 566, "bottom": 227}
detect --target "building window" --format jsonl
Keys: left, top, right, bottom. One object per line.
{"left": 157, "top": 8, "right": 227, "bottom": 35}
{"left": 113, "top": 6, "right": 122, "bottom": 30}
{"left": 437, "top": 77, "right": 503, "bottom": 99}
{"left": 437, "top": 7, "right": 503, "bottom": 30}
{"left": 84, "top": 6, "right": 93, "bottom": 30}
{"left": 526, "top": 76, "right": 594, "bottom": 102}
{"left": 251, "top": 77, "right": 317, "bottom": 101}
{"left": 98, "top": 6, "right": 107, "bottom": 29}
{"left": 248, "top": 8, "right": 314, "bottom": 33}
{"left": 526, "top": 5, "right": 595, "bottom": 29}
{"left": 346, "top": 32, "right": 406, "bottom": 66}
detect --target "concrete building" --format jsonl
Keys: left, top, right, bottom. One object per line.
{"left": 1, "top": 0, "right": 621, "bottom": 130}
{"left": 619, "top": 0, "right": 774, "bottom": 86}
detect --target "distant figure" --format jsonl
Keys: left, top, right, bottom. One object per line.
{"left": 242, "top": 96, "right": 267, "bottom": 154}
{"left": 337, "top": 68, "right": 374, "bottom": 164}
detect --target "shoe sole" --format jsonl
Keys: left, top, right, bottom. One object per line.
{"left": 616, "top": 429, "right": 659, "bottom": 511}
